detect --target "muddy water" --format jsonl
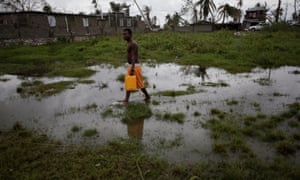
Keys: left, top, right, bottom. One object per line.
{"left": 1, "top": 64, "right": 299, "bottom": 164}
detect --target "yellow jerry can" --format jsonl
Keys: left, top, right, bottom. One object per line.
{"left": 125, "top": 75, "right": 137, "bottom": 91}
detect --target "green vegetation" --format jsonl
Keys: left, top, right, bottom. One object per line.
{"left": 83, "top": 128, "right": 98, "bottom": 137}
{"left": 122, "top": 103, "right": 152, "bottom": 125}
{"left": 156, "top": 112, "right": 185, "bottom": 124}
{"left": 202, "top": 102, "right": 300, "bottom": 158}
{"left": 71, "top": 125, "right": 82, "bottom": 133}
{"left": 1, "top": 30, "right": 300, "bottom": 77}
{"left": 17, "top": 80, "right": 74, "bottom": 98}
{"left": 1, "top": 123, "right": 299, "bottom": 179}
{"left": 155, "top": 85, "right": 197, "bottom": 97}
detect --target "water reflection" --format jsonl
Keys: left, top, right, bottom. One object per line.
{"left": 127, "top": 119, "right": 144, "bottom": 139}
{"left": 1, "top": 64, "right": 300, "bottom": 164}
{"left": 180, "top": 65, "right": 209, "bottom": 81}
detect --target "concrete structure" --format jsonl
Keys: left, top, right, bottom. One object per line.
{"left": 174, "top": 24, "right": 213, "bottom": 32}
{"left": 243, "top": 6, "right": 268, "bottom": 29}
{"left": 0, "top": 11, "right": 146, "bottom": 44}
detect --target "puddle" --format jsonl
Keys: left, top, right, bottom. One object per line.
{"left": 0, "top": 64, "right": 299, "bottom": 164}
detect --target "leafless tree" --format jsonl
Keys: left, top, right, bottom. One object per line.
{"left": 0, "top": 0, "right": 47, "bottom": 12}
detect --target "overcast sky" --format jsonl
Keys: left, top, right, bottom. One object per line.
{"left": 46, "top": 0, "right": 296, "bottom": 24}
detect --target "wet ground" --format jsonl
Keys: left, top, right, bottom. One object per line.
{"left": 1, "top": 63, "right": 300, "bottom": 164}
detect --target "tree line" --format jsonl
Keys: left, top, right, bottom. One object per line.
{"left": 1, "top": 0, "right": 300, "bottom": 27}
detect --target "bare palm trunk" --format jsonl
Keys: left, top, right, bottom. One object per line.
{"left": 275, "top": 0, "right": 282, "bottom": 22}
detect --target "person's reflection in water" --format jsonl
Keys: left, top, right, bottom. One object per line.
{"left": 127, "top": 119, "right": 144, "bottom": 139}
{"left": 195, "top": 66, "right": 209, "bottom": 81}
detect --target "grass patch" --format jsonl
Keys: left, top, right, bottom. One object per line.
{"left": 201, "top": 81, "right": 229, "bottom": 87}
{"left": 17, "top": 80, "right": 74, "bottom": 98}
{"left": 1, "top": 124, "right": 300, "bottom": 179}
{"left": 226, "top": 99, "right": 239, "bottom": 106}
{"left": 101, "top": 108, "right": 114, "bottom": 118}
{"left": 71, "top": 125, "right": 82, "bottom": 133}
{"left": 116, "top": 74, "right": 125, "bottom": 82}
{"left": 158, "top": 112, "right": 185, "bottom": 124}
{"left": 83, "top": 128, "right": 98, "bottom": 137}
{"left": 155, "top": 85, "right": 197, "bottom": 97}
{"left": 1, "top": 31, "right": 300, "bottom": 77}
{"left": 122, "top": 103, "right": 152, "bottom": 125}
{"left": 84, "top": 103, "right": 98, "bottom": 111}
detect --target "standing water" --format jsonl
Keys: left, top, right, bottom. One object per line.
{"left": 0, "top": 63, "right": 299, "bottom": 164}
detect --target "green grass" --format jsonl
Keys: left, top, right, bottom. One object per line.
{"left": 1, "top": 124, "right": 300, "bottom": 179}
{"left": 202, "top": 102, "right": 300, "bottom": 158}
{"left": 17, "top": 80, "right": 74, "bottom": 98}
{"left": 155, "top": 112, "right": 185, "bottom": 124}
{"left": 122, "top": 103, "right": 152, "bottom": 125}
{"left": 83, "top": 129, "right": 98, "bottom": 137}
{"left": 1, "top": 30, "right": 300, "bottom": 77}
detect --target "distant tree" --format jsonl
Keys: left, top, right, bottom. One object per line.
{"left": 181, "top": 0, "right": 199, "bottom": 24}
{"left": 43, "top": 4, "right": 52, "bottom": 13}
{"left": 196, "top": 0, "right": 216, "bottom": 22}
{"left": 275, "top": 0, "right": 282, "bottom": 22}
{"left": 165, "top": 12, "right": 186, "bottom": 29}
{"left": 109, "top": 1, "right": 128, "bottom": 13}
{"left": 236, "top": 0, "right": 243, "bottom": 23}
{"left": 92, "top": 0, "right": 101, "bottom": 15}
{"left": 0, "top": 0, "right": 48, "bottom": 12}
{"left": 218, "top": 4, "right": 240, "bottom": 24}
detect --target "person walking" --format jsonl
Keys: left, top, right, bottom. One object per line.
{"left": 122, "top": 28, "right": 150, "bottom": 104}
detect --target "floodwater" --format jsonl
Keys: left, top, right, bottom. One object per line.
{"left": 1, "top": 63, "right": 300, "bottom": 164}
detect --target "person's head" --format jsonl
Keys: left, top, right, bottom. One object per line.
{"left": 123, "top": 28, "right": 132, "bottom": 41}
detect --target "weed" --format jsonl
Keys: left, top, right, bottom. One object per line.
{"left": 151, "top": 100, "right": 160, "bottom": 105}
{"left": 213, "top": 142, "right": 228, "bottom": 154}
{"left": 77, "top": 80, "right": 95, "bottom": 84}
{"left": 201, "top": 81, "right": 229, "bottom": 87}
{"left": 122, "top": 103, "right": 152, "bottom": 125}
{"left": 276, "top": 140, "right": 297, "bottom": 155}
{"left": 101, "top": 108, "right": 114, "bottom": 118}
{"left": 193, "top": 111, "right": 201, "bottom": 117}
{"left": 83, "top": 128, "right": 98, "bottom": 137}
{"left": 226, "top": 99, "right": 239, "bottom": 106}
{"left": 116, "top": 74, "right": 125, "bottom": 82}
{"left": 273, "top": 92, "right": 288, "bottom": 97}
{"left": 288, "top": 120, "right": 298, "bottom": 128}
{"left": 17, "top": 80, "right": 74, "bottom": 98}
{"left": 84, "top": 103, "right": 98, "bottom": 111}
{"left": 161, "top": 112, "right": 185, "bottom": 124}
{"left": 71, "top": 125, "right": 81, "bottom": 133}
{"left": 210, "top": 108, "right": 226, "bottom": 119}
{"left": 262, "top": 130, "right": 286, "bottom": 142}
{"left": 244, "top": 116, "right": 257, "bottom": 126}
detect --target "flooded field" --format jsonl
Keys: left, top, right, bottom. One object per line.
{"left": 1, "top": 63, "right": 299, "bottom": 164}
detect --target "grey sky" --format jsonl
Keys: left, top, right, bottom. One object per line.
{"left": 46, "top": 0, "right": 296, "bottom": 24}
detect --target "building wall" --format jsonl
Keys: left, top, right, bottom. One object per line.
{"left": 174, "top": 24, "right": 213, "bottom": 32}
{"left": 0, "top": 12, "right": 146, "bottom": 41}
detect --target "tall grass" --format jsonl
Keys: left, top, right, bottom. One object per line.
{"left": 1, "top": 29, "right": 299, "bottom": 76}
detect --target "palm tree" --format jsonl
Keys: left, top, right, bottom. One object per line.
{"left": 196, "top": 0, "right": 216, "bottom": 22}
{"left": 181, "top": 0, "right": 198, "bottom": 24}
{"left": 218, "top": 4, "right": 231, "bottom": 24}
{"left": 109, "top": 1, "right": 128, "bottom": 13}
{"left": 218, "top": 3, "right": 240, "bottom": 24}
{"left": 275, "top": 0, "right": 282, "bottom": 22}
{"left": 236, "top": 0, "right": 243, "bottom": 23}
{"left": 165, "top": 12, "right": 185, "bottom": 29}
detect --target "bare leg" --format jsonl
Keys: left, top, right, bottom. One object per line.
{"left": 123, "top": 91, "right": 131, "bottom": 103}
{"left": 141, "top": 88, "right": 150, "bottom": 102}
